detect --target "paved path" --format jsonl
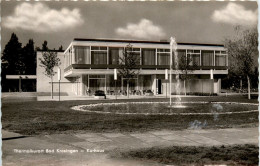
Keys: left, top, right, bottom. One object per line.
{"left": 2, "top": 127, "right": 258, "bottom": 166}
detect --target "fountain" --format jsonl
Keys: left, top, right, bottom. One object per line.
{"left": 169, "top": 37, "right": 186, "bottom": 108}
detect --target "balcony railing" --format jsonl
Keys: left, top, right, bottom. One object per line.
{"left": 64, "top": 64, "right": 228, "bottom": 72}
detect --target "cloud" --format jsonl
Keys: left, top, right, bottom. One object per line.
{"left": 115, "top": 19, "right": 166, "bottom": 39}
{"left": 212, "top": 3, "right": 257, "bottom": 26}
{"left": 3, "top": 3, "right": 83, "bottom": 33}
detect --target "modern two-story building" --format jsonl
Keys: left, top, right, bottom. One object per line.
{"left": 37, "top": 38, "right": 228, "bottom": 96}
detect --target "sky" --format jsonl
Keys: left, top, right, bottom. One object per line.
{"left": 1, "top": 1, "right": 258, "bottom": 51}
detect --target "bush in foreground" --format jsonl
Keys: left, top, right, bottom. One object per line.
{"left": 112, "top": 144, "right": 258, "bottom": 165}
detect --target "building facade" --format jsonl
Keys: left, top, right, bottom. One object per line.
{"left": 37, "top": 38, "right": 228, "bottom": 96}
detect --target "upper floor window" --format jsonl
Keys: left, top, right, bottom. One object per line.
{"left": 215, "top": 51, "right": 227, "bottom": 66}
{"left": 176, "top": 50, "right": 186, "bottom": 66}
{"left": 91, "top": 46, "right": 108, "bottom": 65}
{"left": 126, "top": 47, "right": 140, "bottom": 65}
{"left": 142, "top": 48, "right": 155, "bottom": 65}
{"left": 187, "top": 50, "right": 200, "bottom": 66}
{"left": 109, "top": 47, "right": 123, "bottom": 65}
{"left": 157, "top": 49, "right": 170, "bottom": 52}
{"left": 201, "top": 50, "right": 214, "bottom": 66}
{"left": 91, "top": 46, "right": 107, "bottom": 51}
{"left": 157, "top": 48, "right": 170, "bottom": 65}
{"left": 74, "top": 46, "right": 90, "bottom": 64}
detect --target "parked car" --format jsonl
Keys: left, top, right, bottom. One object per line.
{"left": 94, "top": 90, "right": 106, "bottom": 99}
{"left": 144, "top": 89, "right": 154, "bottom": 96}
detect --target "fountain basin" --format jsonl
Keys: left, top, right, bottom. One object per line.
{"left": 71, "top": 102, "right": 258, "bottom": 116}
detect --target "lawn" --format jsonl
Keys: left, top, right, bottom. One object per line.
{"left": 112, "top": 144, "right": 259, "bottom": 166}
{"left": 1, "top": 96, "right": 258, "bottom": 135}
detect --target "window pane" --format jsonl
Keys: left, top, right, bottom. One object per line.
{"left": 158, "top": 49, "right": 170, "bottom": 52}
{"left": 142, "top": 49, "right": 155, "bottom": 65}
{"left": 133, "top": 48, "right": 140, "bottom": 51}
{"left": 91, "top": 51, "right": 107, "bottom": 64}
{"left": 109, "top": 48, "right": 120, "bottom": 64}
{"left": 89, "top": 75, "right": 105, "bottom": 78}
{"left": 190, "top": 54, "right": 200, "bottom": 66}
{"left": 91, "top": 46, "right": 99, "bottom": 50}
{"left": 132, "top": 52, "right": 140, "bottom": 64}
{"left": 158, "top": 53, "right": 170, "bottom": 65}
{"left": 91, "top": 46, "right": 107, "bottom": 50}
{"left": 202, "top": 50, "right": 213, "bottom": 66}
{"left": 216, "top": 55, "right": 226, "bottom": 66}
{"left": 187, "top": 50, "right": 193, "bottom": 54}
{"left": 75, "top": 46, "right": 90, "bottom": 64}
{"left": 176, "top": 50, "right": 186, "bottom": 66}
{"left": 89, "top": 79, "right": 105, "bottom": 92}
{"left": 100, "top": 47, "right": 107, "bottom": 50}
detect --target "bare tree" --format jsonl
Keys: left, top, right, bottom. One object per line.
{"left": 224, "top": 26, "right": 258, "bottom": 99}
{"left": 39, "top": 51, "right": 61, "bottom": 98}
{"left": 118, "top": 44, "right": 140, "bottom": 98}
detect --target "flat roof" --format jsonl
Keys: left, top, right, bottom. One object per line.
{"left": 73, "top": 38, "right": 224, "bottom": 47}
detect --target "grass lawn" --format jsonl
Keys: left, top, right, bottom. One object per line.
{"left": 2, "top": 96, "right": 258, "bottom": 135}
{"left": 112, "top": 144, "right": 258, "bottom": 166}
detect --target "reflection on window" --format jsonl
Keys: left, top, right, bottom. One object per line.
{"left": 74, "top": 46, "right": 90, "bottom": 64}
{"left": 177, "top": 50, "right": 186, "bottom": 65}
{"left": 215, "top": 51, "right": 227, "bottom": 66}
{"left": 187, "top": 50, "right": 200, "bottom": 66}
{"left": 109, "top": 48, "right": 124, "bottom": 65}
{"left": 157, "top": 53, "right": 170, "bottom": 65}
{"left": 126, "top": 47, "right": 140, "bottom": 65}
{"left": 157, "top": 48, "right": 170, "bottom": 65}
{"left": 142, "top": 49, "right": 155, "bottom": 65}
{"left": 201, "top": 50, "right": 213, "bottom": 66}
{"left": 91, "top": 46, "right": 108, "bottom": 65}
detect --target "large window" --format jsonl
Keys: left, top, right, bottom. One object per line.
{"left": 215, "top": 51, "right": 227, "bottom": 66}
{"left": 201, "top": 50, "right": 214, "bottom": 66}
{"left": 89, "top": 75, "right": 106, "bottom": 92}
{"left": 157, "top": 49, "right": 170, "bottom": 65}
{"left": 125, "top": 48, "right": 141, "bottom": 65}
{"left": 74, "top": 46, "right": 90, "bottom": 64}
{"left": 142, "top": 48, "right": 155, "bottom": 65}
{"left": 65, "top": 48, "right": 73, "bottom": 68}
{"left": 109, "top": 47, "right": 123, "bottom": 64}
{"left": 91, "top": 46, "right": 107, "bottom": 65}
{"left": 177, "top": 50, "right": 186, "bottom": 66}
{"left": 187, "top": 50, "right": 200, "bottom": 66}
{"left": 64, "top": 51, "right": 69, "bottom": 68}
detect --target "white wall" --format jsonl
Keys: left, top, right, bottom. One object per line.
{"left": 37, "top": 52, "right": 73, "bottom": 95}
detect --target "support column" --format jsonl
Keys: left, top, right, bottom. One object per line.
{"left": 210, "top": 69, "right": 214, "bottom": 79}
{"left": 72, "top": 46, "right": 75, "bottom": 64}
{"left": 19, "top": 76, "right": 22, "bottom": 92}
{"left": 80, "top": 75, "right": 84, "bottom": 96}
{"left": 151, "top": 75, "right": 157, "bottom": 94}
{"left": 218, "top": 78, "right": 221, "bottom": 93}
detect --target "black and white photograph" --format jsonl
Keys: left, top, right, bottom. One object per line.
{"left": 1, "top": 1, "right": 259, "bottom": 166}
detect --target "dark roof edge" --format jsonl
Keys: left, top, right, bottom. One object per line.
{"left": 73, "top": 38, "right": 224, "bottom": 47}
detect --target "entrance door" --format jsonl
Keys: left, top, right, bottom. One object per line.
{"left": 157, "top": 79, "right": 162, "bottom": 94}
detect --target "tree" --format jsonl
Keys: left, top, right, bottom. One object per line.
{"left": 42, "top": 40, "right": 48, "bottom": 51}
{"left": 2, "top": 33, "right": 23, "bottom": 74}
{"left": 224, "top": 26, "right": 258, "bottom": 99}
{"left": 178, "top": 53, "right": 197, "bottom": 96}
{"left": 39, "top": 51, "right": 60, "bottom": 98}
{"left": 118, "top": 44, "right": 140, "bottom": 98}
{"left": 250, "top": 67, "right": 258, "bottom": 89}
{"left": 22, "top": 39, "right": 36, "bottom": 75}
{"left": 58, "top": 45, "right": 63, "bottom": 51}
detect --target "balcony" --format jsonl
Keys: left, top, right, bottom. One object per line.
{"left": 64, "top": 64, "right": 228, "bottom": 73}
